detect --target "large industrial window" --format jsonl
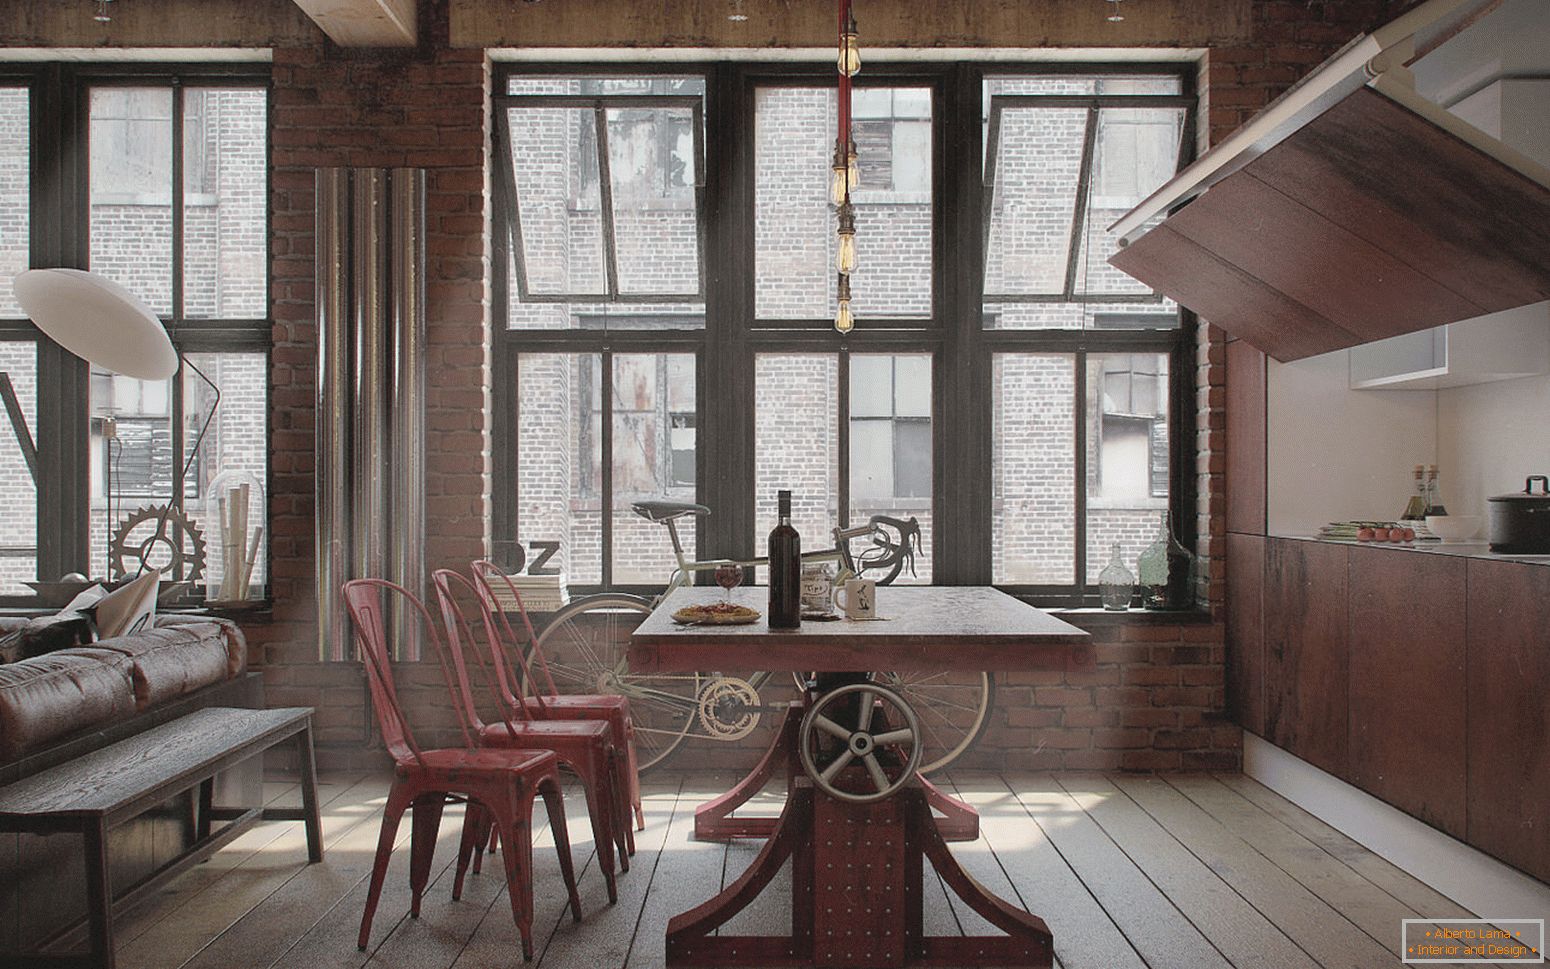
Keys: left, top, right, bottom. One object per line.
{"left": 495, "top": 65, "right": 1195, "bottom": 606}
{"left": 0, "top": 67, "right": 271, "bottom": 604}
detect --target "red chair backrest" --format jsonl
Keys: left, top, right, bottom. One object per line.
{"left": 470, "top": 560, "right": 558, "bottom": 705}
{"left": 430, "top": 569, "right": 535, "bottom": 740}
{"left": 341, "top": 578, "right": 438, "bottom": 766}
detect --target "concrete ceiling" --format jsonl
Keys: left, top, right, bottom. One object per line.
{"left": 291, "top": 0, "right": 417, "bottom": 46}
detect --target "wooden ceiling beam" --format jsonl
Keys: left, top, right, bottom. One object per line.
{"left": 292, "top": 0, "right": 417, "bottom": 47}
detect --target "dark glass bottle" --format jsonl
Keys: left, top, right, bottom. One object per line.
{"left": 768, "top": 490, "right": 801, "bottom": 628}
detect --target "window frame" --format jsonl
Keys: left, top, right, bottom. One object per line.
{"left": 0, "top": 63, "right": 273, "bottom": 607}
{"left": 492, "top": 61, "right": 1197, "bottom": 608}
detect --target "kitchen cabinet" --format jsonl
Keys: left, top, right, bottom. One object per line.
{"left": 1348, "top": 302, "right": 1549, "bottom": 390}
{"left": 1263, "top": 539, "right": 1348, "bottom": 778}
{"left": 1346, "top": 546, "right": 1467, "bottom": 838}
{"left": 1225, "top": 340, "right": 1266, "bottom": 533}
{"left": 1467, "top": 559, "right": 1550, "bottom": 883}
{"left": 1225, "top": 533, "right": 1265, "bottom": 736}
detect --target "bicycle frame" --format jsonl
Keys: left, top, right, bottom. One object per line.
{"left": 658, "top": 518, "right": 886, "bottom": 600}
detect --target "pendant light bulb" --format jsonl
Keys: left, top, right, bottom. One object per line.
{"left": 836, "top": 203, "right": 857, "bottom": 273}
{"left": 846, "top": 140, "right": 860, "bottom": 193}
{"left": 831, "top": 142, "right": 850, "bottom": 206}
{"left": 834, "top": 272, "right": 854, "bottom": 334}
{"left": 838, "top": 7, "right": 861, "bottom": 76}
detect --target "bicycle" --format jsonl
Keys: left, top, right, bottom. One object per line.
{"left": 523, "top": 500, "right": 995, "bottom": 773}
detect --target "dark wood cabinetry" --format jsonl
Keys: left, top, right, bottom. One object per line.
{"left": 1347, "top": 547, "right": 1467, "bottom": 838}
{"left": 1237, "top": 539, "right": 1550, "bottom": 883}
{"left": 1225, "top": 533, "right": 1265, "bottom": 736}
{"left": 1467, "top": 560, "right": 1550, "bottom": 884}
{"left": 1225, "top": 340, "right": 1266, "bottom": 534}
{"left": 1263, "top": 539, "right": 1348, "bottom": 778}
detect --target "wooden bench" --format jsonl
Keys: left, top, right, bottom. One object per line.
{"left": 0, "top": 706, "right": 322, "bottom": 969}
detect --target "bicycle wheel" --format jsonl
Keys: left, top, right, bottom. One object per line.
{"left": 874, "top": 671, "right": 995, "bottom": 774}
{"left": 536, "top": 594, "right": 699, "bottom": 772}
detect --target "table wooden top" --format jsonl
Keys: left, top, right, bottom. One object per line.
{"left": 629, "top": 586, "right": 1090, "bottom": 673}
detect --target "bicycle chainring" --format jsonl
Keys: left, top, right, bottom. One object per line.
{"left": 697, "top": 676, "right": 762, "bottom": 741}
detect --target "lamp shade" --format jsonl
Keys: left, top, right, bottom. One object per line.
{"left": 12, "top": 269, "right": 178, "bottom": 380}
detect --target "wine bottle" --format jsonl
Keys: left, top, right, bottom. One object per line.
{"left": 768, "top": 490, "right": 801, "bottom": 628}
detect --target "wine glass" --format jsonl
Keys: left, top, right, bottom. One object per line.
{"left": 715, "top": 564, "right": 743, "bottom": 603}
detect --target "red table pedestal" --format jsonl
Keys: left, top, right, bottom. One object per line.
{"left": 667, "top": 707, "right": 1053, "bottom": 968}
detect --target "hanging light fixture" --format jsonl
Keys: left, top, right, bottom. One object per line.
{"left": 727, "top": 0, "right": 749, "bottom": 23}
{"left": 1105, "top": 0, "right": 1125, "bottom": 23}
{"left": 94, "top": 0, "right": 114, "bottom": 23}
{"left": 833, "top": 0, "right": 859, "bottom": 333}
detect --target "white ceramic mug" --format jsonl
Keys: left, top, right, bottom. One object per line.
{"left": 836, "top": 577, "right": 876, "bottom": 620}
{"left": 800, "top": 564, "right": 836, "bottom": 616}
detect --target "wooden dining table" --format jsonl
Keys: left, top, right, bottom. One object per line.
{"left": 629, "top": 585, "right": 1091, "bottom": 969}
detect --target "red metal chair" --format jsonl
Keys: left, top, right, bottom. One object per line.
{"left": 430, "top": 568, "right": 630, "bottom": 905}
{"left": 341, "top": 578, "right": 581, "bottom": 961}
{"left": 470, "top": 559, "right": 645, "bottom": 832}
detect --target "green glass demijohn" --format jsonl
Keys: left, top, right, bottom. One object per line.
{"left": 1136, "top": 511, "right": 1196, "bottom": 611}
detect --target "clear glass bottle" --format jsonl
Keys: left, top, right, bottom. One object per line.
{"left": 1137, "top": 511, "right": 1196, "bottom": 611}
{"left": 1098, "top": 545, "right": 1135, "bottom": 611}
{"left": 1425, "top": 464, "right": 1448, "bottom": 516}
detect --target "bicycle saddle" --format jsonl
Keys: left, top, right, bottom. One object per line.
{"left": 631, "top": 499, "right": 711, "bottom": 522}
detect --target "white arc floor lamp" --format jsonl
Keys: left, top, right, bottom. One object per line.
{"left": 13, "top": 267, "right": 220, "bottom": 581}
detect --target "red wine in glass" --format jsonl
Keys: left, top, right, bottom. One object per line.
{"left": 715, "top": 564, "right": 742, "bottom": 602}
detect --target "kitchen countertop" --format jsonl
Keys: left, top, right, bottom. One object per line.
{"left": 1278, "top": 533, "right": 1550, "bottom": 565}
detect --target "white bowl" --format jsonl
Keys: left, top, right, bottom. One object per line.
{"left": 1425, "top": 515, "right": 1481, "bottom": 541}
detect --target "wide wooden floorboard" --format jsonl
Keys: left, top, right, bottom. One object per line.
{"left": 1112, "top": 773, "right": 1406, "bottom": 969}
{"left": 116, "top": 773, "right": 387, "bottom": 969}
{"left": 1001, "top": 771, "right": 1232, "bottom": 969}
{"left": 1165, "top": 774, "right": 1417, "bottom": 958}
{"left": 63, "top": 768, "right": 1499, "bottom": 969}
{"left": 1212, "top": 772, "right": 1476, "bottom": 921}
{"left": 1054, "top": 772, "right": 1313, "bottom": 969}
{"left": 946, "top": 773, "right": 1138, "bottom": 969}
{"left": 720, "top": 781, "right": 791, "bottom": 937}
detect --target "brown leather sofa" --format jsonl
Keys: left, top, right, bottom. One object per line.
{"left": 0, "top": 614, "right": 246, "bottom": 764}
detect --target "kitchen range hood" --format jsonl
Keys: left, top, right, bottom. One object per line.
{"left": 1109, "top": 0, "right": 1550, "bottom": 362}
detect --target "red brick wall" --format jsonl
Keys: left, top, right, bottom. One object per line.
{"left": 250, "top": 0, "right": 1405, "bottom": 772}
{"left": 256, "top": 0, "right": 494, "bottom": 768}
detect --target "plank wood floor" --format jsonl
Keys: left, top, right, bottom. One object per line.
{"left": 96, "top": 770, "right": 1473, "bottom": 969}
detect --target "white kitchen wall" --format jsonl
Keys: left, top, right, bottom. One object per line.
{"left": 1438, "top": 375, "right": 1550, "bottom": 521}
{"left": 1266, "top": 350, "right": 1437, "bottom": 536}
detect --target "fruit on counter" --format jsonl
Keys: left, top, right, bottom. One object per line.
{"left": 1374, "top": 527, "right": 1390, "bottom": 541}
{"left": 1357, "top": 527, "right": 1375, "bottom": 541}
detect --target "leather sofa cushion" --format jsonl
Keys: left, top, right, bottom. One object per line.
{"left": 91, "top": 621, "right": 242, "bottom": 712}
{"left": 155, "top": 615, "right": 247, "bottom": 679}
{"left": 0, "top": 648, "right": 136, "bottom": 761}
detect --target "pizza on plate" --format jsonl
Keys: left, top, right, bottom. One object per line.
{"left": 672, "top": 602, "right": 762, "bottom": 625}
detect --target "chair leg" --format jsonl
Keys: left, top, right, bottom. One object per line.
{"left": 474, "top": 811, "right": 495, "bottom": 874}
{"left": 612, "top": 747, "right": 635, "bottom": 859}
{"left": 454, "top": 800, "right": 484, "bottom": 901}
{"left": 538, "top": 775, "right": 583, "bottom": 922}
{"left": 626, "top": 732, "right": 644, "bottom": 832}
{"left": 493, "top": 799, "right": 536, "bottom": 961}
{"left": 409, "top": 794, "right": 446, "bottom": 918}
{"left": 359, "top": 784, "right": 413, "bottom": 950}
{"left": 578, "top": 765, "right": 619, "bottom": 905}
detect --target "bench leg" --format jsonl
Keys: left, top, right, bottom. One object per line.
{"left": 197, "top": 778, "right": 215, "bottom": 843}
{"left": 83, "top": 819, "right": 114, "bottom": 969}
{"left": 295, "top": 726, "right": 324, "bottom": 863}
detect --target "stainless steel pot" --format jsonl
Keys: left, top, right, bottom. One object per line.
{"left": 1488, "top": 475, "right": 1550, "bottom": 554}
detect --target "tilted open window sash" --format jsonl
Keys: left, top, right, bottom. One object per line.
{"left": 495, "top": 94, "right": 707, "bottom": 303}
{"left": 982, "top": 95, "right": 1190, "bottom": 305}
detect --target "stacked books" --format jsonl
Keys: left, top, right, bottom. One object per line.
{"left": 487, "top": 573, "right": 568, "bottom": 613}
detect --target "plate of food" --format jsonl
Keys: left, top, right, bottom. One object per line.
{"left": 672, "top": 602, "right": 762, "bottom": 626}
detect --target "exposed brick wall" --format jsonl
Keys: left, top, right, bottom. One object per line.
{"left": 254, "top": 0, "right": 495, "bottom": 763}
{"left": 242, "top": 0, "right": 1407, "bottom": 772}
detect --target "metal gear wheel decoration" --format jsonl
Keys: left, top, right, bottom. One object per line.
{"left": 109, "top": 503, "right": 207, "bottom": 583}
{"left": 697, "top": 676, "right": 762, "bottom": 741}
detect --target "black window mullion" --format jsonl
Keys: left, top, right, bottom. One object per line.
{"left": 1073, "top": 349, "right": 1089, "bottom": 606}
{"left": 600, "top": 349, "right": 614, "bottom": 589}
{"left": 837, "top": 348, "right": 850, "bottom": 529}
{"left": 169, "top": 79, "right": 186, "bottom": 507}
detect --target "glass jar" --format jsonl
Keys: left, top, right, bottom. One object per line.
{"left": 1098, "top": 544, "right": 1135, "bottom": 611}
{"left": 201, "top": 467, "right": 265, "bottom": 602}
{"left": 1136, "top": 511, "right": 1196, "bottom": 611}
